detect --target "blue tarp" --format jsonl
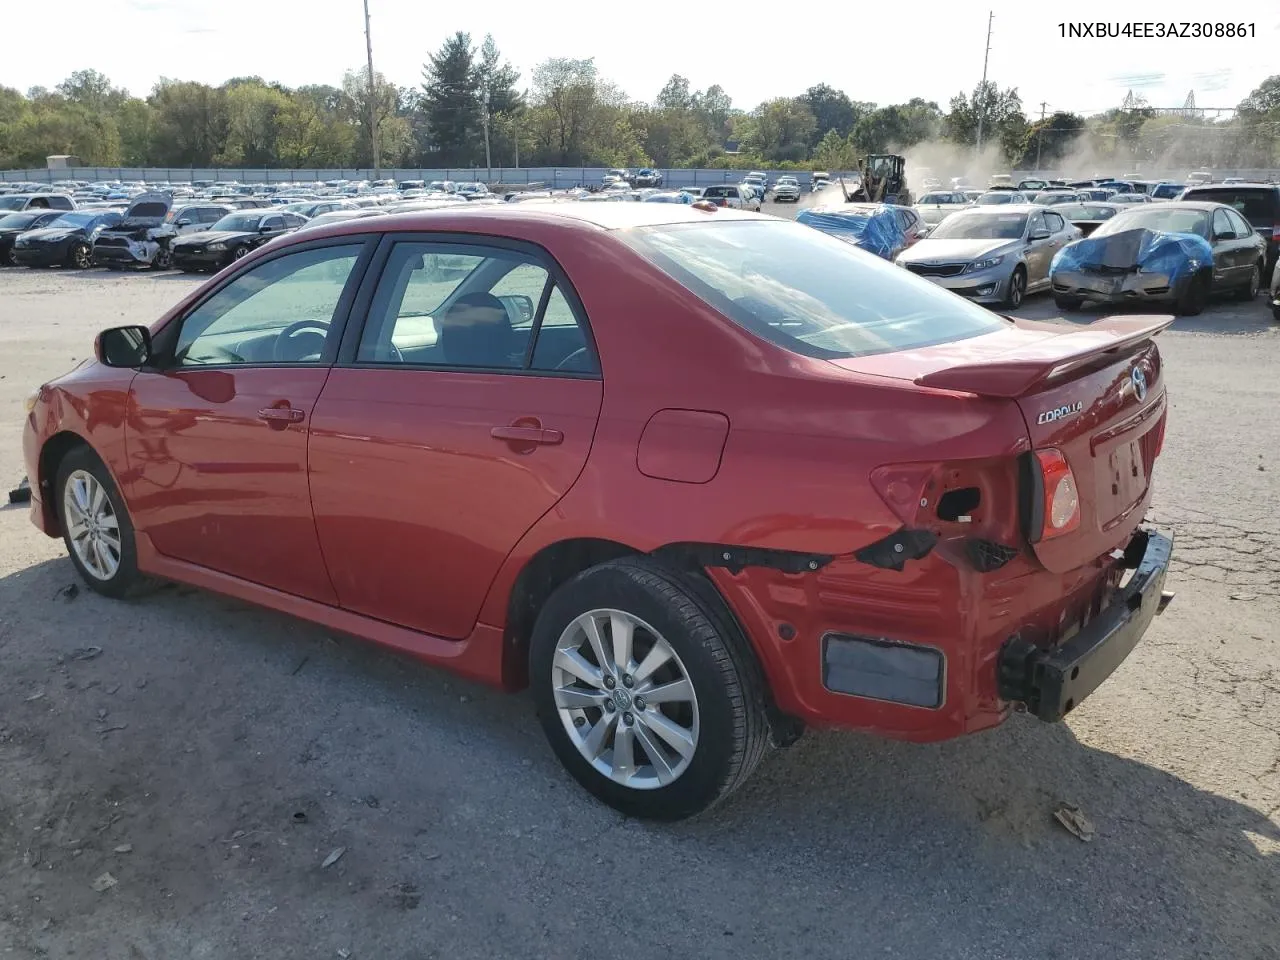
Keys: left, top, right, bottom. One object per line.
{"left": 795, "top": 205, "right": 905, "bottom": 260}
{"left": 1051, "top": 228, "right": 1212, "bottom": 284}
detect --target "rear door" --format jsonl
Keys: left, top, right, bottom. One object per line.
{"left": 308, "top": 236, "right": 604, "bottom": 640}
{"left": 1024, "top": 210, "right": 1055, "bottom": 282}
{"left": 1210, "top": 208, "right": 1245, "bottom": 288}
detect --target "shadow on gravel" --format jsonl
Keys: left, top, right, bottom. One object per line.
{"left": 1, "top": 555, "right": 1275, "bottom": 959}
{"left": 43, "top": 268, "right": 206, "bottom": 283}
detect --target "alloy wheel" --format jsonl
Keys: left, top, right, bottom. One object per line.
{"left": 551, "top": 608, "right": 700, "bottom": 789}
{"left": 62, "top": 469, "right": 121, "bottom": 581}
{"left": 71, "top": 244, "right": 91, "bottom": 269}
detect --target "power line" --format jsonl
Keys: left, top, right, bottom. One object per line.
{"left": 975, "top": 11, "right": 994, "bottom": 152}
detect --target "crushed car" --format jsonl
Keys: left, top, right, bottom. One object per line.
{"left": 796, "top": 203, "right": 908, "bottom": 260}
{"left": 1050, "top": 201, "right": 1266, "bottom": 314}
{"left": 93, "top": 194, "right": 233, "bottom": 270}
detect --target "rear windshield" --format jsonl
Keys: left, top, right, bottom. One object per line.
{"left": 210, "top": 213, "right": 263, "bottom": 232}
{"left": 618, "top": 220, "right": 1005, "bottom": 360}
{"left": 1180, "top": 188, "right": 1278, "bottom": 225}
{"left": 0, "top": 212, "right": 42, "bottom": 228}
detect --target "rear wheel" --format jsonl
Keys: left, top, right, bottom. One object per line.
{"left": 1176, "top": 272, "right": 1209, "bottom": 316}
{"left": 1003, "top": 266, "right": 1026, "bottom": 308}
{"left": 54, "top": 446, "right": 145, "bottom": 600}
{"left": 1236, "top": 263, "right": 1260, "bottom": 302}
{"left": 1053, "top": 293, "right": 1082, "bottom": 312}
{"left": 529, "top": 557, "right": 769, "bottom": 820}
{"left": 152, "top": 246, "right": 172, "bottom": 270}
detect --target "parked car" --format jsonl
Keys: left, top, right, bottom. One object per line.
{"left": 895, "top": 204, "right": 1079, "bottom": 308}
{"left": 1109, "top": 193, "right": 1152, "bottom": 205}
{"left": 295, "top": 208, "right": 384, "bottom": 231}
{"left": 975, "top": 190, "right": 1030, "bottom": 205}
{"left": 699, "top": 184, "right": 761, "bottom": 211}
{"left": 742, "top": 172, "right": 768, "bottom": 199}
{"left": 1149, "top": 182, "right": 1186, "bottom": 201}
{"left": 455, "top": 182, "right": 491, "bottom": 200}
{"left": 632, "top": 168, "right": 664, "bottom": 188}
{"left": 0, "top": 193, "right": 76, "bottom": 212}
{"left": 1271, "top": 254, "right": 1280, "bottom": 321}
{"left": 795, "top": 203, "right": 909, "bottom": 260}
{"left": 24, "top": 202, "right": 1174, "bottom": 820}
{"left": 170, "top": 210, "right": 307, "bottom": 271}
{"left": 772, "top": 176, "right": 801, "bottom": 203}
{"left": 1032, "top": 190, "right": 1082, "bottom": 206}
{"left": 914, "top": 190, "right": 972, "bottom": 226}
{"left": 641, "top": 192, "right": 693, "bottom": 204}
{"left": 1049, "top": 201, "right": 1266, "bottom": 314}
{"left": 1177, "top": 182, "right": 1280, "bottom": 279}
{"left": 1053, "top": 202, "right": 1121, "bottom": 237}
{"left": 602, "top": 169, "right": 631, "bottom": 186}
{"left": 0, "top": 210, "right": 66, "bottom": 265}
{"left": 93, "top": 195, "right": 233, "bottom": 270}
{"left": 12, "top": 210, "right": 123, "bottom": 268}
{"left": 283, "top": 200, "right": 351, "bottom": 219}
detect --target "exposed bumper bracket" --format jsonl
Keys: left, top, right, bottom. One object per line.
{"left": 997, "top": 529, "right": 1173, "bottom": 723}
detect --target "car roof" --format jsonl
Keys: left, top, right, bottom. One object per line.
{"left": 295, "top": 200, "right": 771, "bottom": 241}
{"left": 953, "top": 203, "right": 1041, "bottom": 214}
{"left": 1182, "top": 182, "right": 1277, "bottom": 190}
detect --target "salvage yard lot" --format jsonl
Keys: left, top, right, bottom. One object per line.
{"left": 1, "top": 257, "right": 1278, "bottom": 959}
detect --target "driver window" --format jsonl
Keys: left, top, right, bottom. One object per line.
{"left": 1211, "top": 209, "right": 1234, "bottom": 239}
{"left": 1028, "top": 211, "right": 1047, "bottom": 235}
{"left": 173, "top": 244, "right": 363, "bottom": 366}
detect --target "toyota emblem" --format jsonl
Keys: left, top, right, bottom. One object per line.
{"left": 1131, "top": 366, "right": 1147, "bottom": 401}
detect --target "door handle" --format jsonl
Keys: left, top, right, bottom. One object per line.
{"left": 258, "top": 406, "right": 305, "bottom": 424}
{"left": 491, "top": 424, "right": 563, "bottom": 445}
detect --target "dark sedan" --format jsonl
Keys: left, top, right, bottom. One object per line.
{"left": 1054, "top": 202, "right": 1121, "bottom": 237}
{"left": 0, "top": 210, "right": 66, "bottom": 265}
{"left": 1050, "top": 201, "right": 1267, "bottom": 314}
{"left": 170, "top": 211, "right": 306, "bottom": 271}
{"left": 11, "top": 211, "right": 123, "bottom": 268}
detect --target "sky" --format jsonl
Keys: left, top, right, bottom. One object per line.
{"left": 6, "top": 0, "right": 1278, "bottom": 116}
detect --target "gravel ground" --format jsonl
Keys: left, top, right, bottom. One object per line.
{"left": 0, "top": 245, "right": 1278, "bottom": 960}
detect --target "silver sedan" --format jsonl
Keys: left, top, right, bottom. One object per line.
{"left": 893, "top": 203, "right": 1081, "bottom": 308}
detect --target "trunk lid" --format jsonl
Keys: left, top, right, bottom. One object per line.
{"left": 833, "top": 314, "right": 1172, "bottom": 572}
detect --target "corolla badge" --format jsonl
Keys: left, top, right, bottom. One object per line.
{"left": 1037, "top": 401, "right": 1083, "bottom": 425}
{"left": 1131, "top": 366, "right": 1148, "bottom": 401}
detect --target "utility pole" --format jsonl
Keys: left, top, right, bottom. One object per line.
{"left": 1035, "top": 101, "right": 1047, "bottom": 173}
{"left": 363, "top": 0, "right": 380, "bottom": 180}
{"left": 483, "top": 88, "right": 492, "bottom": 184}
{"left": 975, "top": 10, "right": 994, "bottom": 153}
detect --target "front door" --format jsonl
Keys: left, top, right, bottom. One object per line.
{"left": 126, "top": 241, "right": 370, "bottom": 602}
{"left": 309, "top": 239, "right": 603, "bottom": 640}
{"left": 1024, "top": 209, "right": 1054, "bottom": 283}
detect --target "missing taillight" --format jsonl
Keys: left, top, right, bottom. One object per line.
{"left": 936, "top": 487, "right": 981, "bottom": 522}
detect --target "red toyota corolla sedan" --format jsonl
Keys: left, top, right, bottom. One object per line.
{"left": 23, "top": 202, "right": 1174, "bottom": 820}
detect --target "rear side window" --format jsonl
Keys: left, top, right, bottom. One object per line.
{"left": 1183, "top": 188, "right": 1277, "bottom": 225}
{"left": 619, "top": 220, "right": 1006, "bottom": 360}
{"left": 49, "top": 196, "right": 73, "bottom": 209}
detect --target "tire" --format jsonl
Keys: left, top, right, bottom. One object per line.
{"left": 1054, "top": 293, "right": 1082, "bottom": 312}
{"left": 152, "top": 246, "right": 172, "bottom": 271}
{"left": 1235, "top": 263, "right": 1261, "bottom": 302}
{"left": 231, "top": 245, "right": 249, "bottom": 262}
{"left": 1003, "top": 266, "right": 1026, "bottom": 309}
{"left": 67, "top": 242, "right": 91, "bottom": 270}
{"left": 529, "top": 557, "right": 770, "bottom": 820}
{"left": 1176, "top": 272, "right": 1209, "bottom": 316}
{"left": 54, "top": 446, "right": 145, "bottom": 600}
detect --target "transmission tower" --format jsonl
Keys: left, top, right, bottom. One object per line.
{"left": 1182, "top": 90, "right": 1196, "bottom": 119}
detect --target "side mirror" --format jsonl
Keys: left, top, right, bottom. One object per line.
{"left": 1029, "top": 229, "right": 1051, "bottom": 241}
{"left": 177, "top": 219, "right": 192, "bottom": 226}
{"left": 260, "top": 224, "right": 274, "bottom": 233}
{"left": 1213, "top": 231, "right": 1234, "bottom": 241}
{"left": 499, "top": 293, "right": 536, "bottom": 323}
{"left": 95, "top": 325, "right": 151, "bottom": 368}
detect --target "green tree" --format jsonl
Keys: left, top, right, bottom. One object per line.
{"left": 421, "top": 31, "right": 480, "bottom": 165}
{"left": 749, "top": 98, "right": 816, "bottom": 162}
{"left": 527, "top": 57, "right": 601, "bottom": 164}
{"left": 219, "top": 81, "right": 290, "bottom": 166}
{"left": 813, "top": 128, "right": 856, "bottom": 169}
{"left": 802, "top": 84, "right": 856, "bottom": 146}
{"left": 341, "top": 66, "right": 404, "bottom": 168}
{"left": 149, "top": 79, "right": 229, "bottom": 166}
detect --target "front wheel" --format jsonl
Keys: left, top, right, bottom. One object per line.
{"left": 231, "top": 245, "right": 249, "bottom": 263}
{"left": 152, "top": 246, "right": 172, "bottom": 270}
{"left": 1003, "top": 267, "right": 1026, "bottom": 308}
{"left": 530, "top": 558, "right": 770, "bottom": 820}
{"left": 1176, "top": 272, "right": 1209, "bottom": 316}
{"left": 54, "top": 446, "right": 146, "bottom": 599}
{"left": 67, "top": 242, "right": 91, "bottom": 270}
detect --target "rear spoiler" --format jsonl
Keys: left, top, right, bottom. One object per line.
{"left": 914, "top": 315, "right": 1175, "bottom": 399}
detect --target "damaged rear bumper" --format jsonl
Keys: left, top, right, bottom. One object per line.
{"left": 997, "top": 528, "right": 1173, "bottom": 722}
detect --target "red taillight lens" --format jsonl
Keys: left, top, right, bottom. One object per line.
{"left": 1035, "top": 448, "right": 1080, "bottom": 540}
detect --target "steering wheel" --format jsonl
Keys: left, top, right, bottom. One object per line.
{"left": 555, "top": 346, "right": 589, "bottom": 371}
{"left": 273, "top": 319, "right": 330, "bottom": 362}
